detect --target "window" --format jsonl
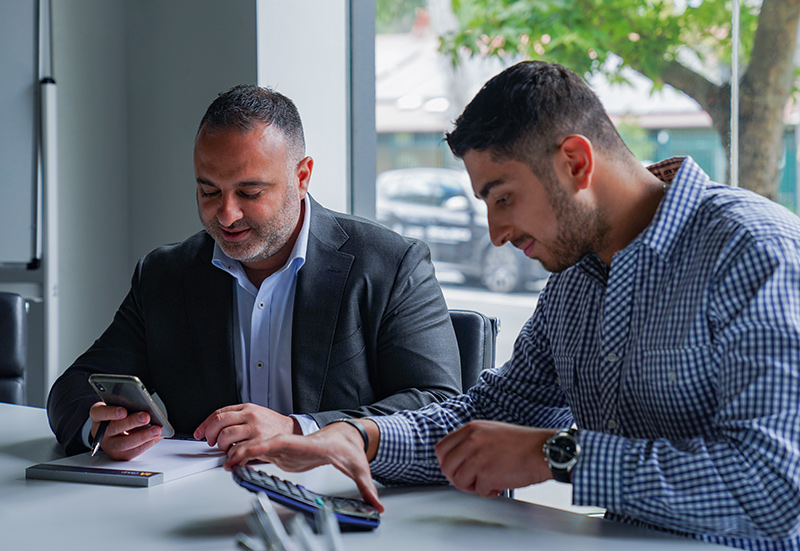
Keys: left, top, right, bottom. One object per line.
{"left": 371, "top": 0, "right": 798, "bottom": 365}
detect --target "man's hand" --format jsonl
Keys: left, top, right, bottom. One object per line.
{"left": 224, "top": 419, "right": 384, "bottom": 512}
{"left": 89, "top": 401, "right": 163, "bottom": 461}
{"left": 435, "top": 420, "right": 556, "bottom": 497}
{"left": 194, "top": 403, "right": 300, "bottom": 452}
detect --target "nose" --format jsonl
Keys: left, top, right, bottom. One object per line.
{"left": 487, "top": 212, "right": 511, "bottom": 247}
{"left": 216, "top": 194, "right": 244, "bottom": 227}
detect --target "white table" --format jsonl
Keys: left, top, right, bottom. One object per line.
{"left": 0, "top": 403, "right": 725, "bottom": 550}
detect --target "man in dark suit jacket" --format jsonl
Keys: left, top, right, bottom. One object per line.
{"left": 47, "top": 85, "right": 461, "bottom": 458}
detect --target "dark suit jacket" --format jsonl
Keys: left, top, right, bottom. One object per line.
{"left": 48, "top": 198, "right": 461, "bottom": 455}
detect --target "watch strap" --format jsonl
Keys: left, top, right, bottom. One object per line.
{"left": 328, "top": 418, "right": 369, "bottom": 453}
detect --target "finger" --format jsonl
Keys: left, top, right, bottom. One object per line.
{"left": 106, "top": 434, "right": 163, "bottom": 461}
{"left": 90, "top": 404, "right": 128, "bottom": 423}
{"left": 215, "top": 423, "right": 254, "bottom": 452}
{"left": 436, "top": 436, "right": 473, "bottom": 484}
{"left": 224, "top": 439, "right": 272, "bottom": 469}
{"left": 436, "top": 434, "right": 483, "bottom": 493}
{"left": 107, "top": 411, "right": 152, "bottom": 437}
{"left": 448, "top": 460, "right": 479, "bottom": 494}
{"left": 343, "top": 463, "right": 384, "bottom": 513}
{"left": 434, "top": 423, "right": 471, "bottom": 465}
{"left": 195, "top": 407, "right": 243, "bottom": 445}
{"left": 474, "top": 480, "right": 504, "bottom": 499}
{"left": 103, "top": 426, "right": 162, "bottom": 460}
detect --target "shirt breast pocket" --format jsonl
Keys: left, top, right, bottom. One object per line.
{"left": 553, "top": 355, "right": 583, "bottom": 425}
{"left": 631, "top": 346, "right": 716, "bottom": 437}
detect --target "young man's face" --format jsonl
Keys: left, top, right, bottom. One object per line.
{"left": 194, "top": 123, "right": 310, "bottom": 271}
{"left": 463, "top": 148, "right": 608, "bottom": 273}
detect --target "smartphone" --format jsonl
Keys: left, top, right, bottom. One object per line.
{"left": 88, "top": 374, "right": 175, "bottom": 438}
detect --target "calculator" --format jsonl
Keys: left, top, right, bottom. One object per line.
{"left": 231, "top": 465, "right": 381, "bottom": 531}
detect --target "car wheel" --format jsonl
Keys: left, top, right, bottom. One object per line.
{"left": 481, "top": 245, "right": 523, "bottom": 293}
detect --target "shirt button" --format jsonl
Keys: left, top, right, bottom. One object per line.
{"left": 606, "top": 352, "right": 619, "bottom": 362}
{"left": 256, "top": 361, "right": 264, "bottom": 369}
{"left": 667, "top": 370, "right": 677, "bottom": 383}
{"left": 258, "top": 302, "right": 265, "bottom": 309}
{"left": 606, "top": 419, "right": 618, "bottom": 430}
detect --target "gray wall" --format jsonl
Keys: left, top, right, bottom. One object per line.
{"left": 126, "top": 1, "right": 257, "bottom": 262}
{"left": 46, "top": 0, "right": 258, "bottom": 405}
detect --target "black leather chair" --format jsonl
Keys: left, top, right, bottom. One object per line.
{"left": 449, "top": 309, "right": 499, "bottom": 392}
{"left": 0, "top": 292, "right": 27, "bottom": 404}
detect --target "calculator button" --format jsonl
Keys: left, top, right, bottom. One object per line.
{"left": 273, "top": 477, "right": 289, "bottom": 492}
{"left": 297, "top": 485, "right": 316, "bottom": 501}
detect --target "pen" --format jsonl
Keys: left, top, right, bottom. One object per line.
{"left": 91, "top": 420, "right": 109, "bottom": 457}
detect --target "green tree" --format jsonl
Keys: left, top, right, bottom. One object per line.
{"left": 377, "top": 0, "right": 426, "bottom": 33}
{"left": 439, "top": 0, "right": 800, "bottom": 200}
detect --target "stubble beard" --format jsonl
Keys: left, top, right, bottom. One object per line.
{"left": 202, "top": 193, "right": 301, "bottom": 264}
{"left": 538, "top": 172, "right": 610, "bottom": 273}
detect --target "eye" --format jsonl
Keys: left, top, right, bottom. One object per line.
{"left": 495, "top": 194, "right": 509, "bottom": 206}
{"left": 198, "top": 188, "right": 219, "bottom": 199}
{"left": 238, "top": 190, "right": 263, "bottom": 200}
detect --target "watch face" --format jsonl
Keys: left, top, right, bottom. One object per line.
{"left": 547, "top": 435, "right": 578, "bottom": 467}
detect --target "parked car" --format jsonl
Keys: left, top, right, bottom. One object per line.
{"left": 376, "top": 167, "right": 549, "bottom": 293}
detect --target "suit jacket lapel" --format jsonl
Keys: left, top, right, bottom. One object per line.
{"left": 183, "top": 234, "right": 239, "bottom": 406}
{"left": 292, "top": 198, "right": 353, "bottom": 413}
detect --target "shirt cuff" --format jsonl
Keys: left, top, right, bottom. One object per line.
{"left": 369, "top": 415, "right": 415, "bottom": 479}
{"left": 291, "top": 414, "right": 319, "bottom": 436}
{"left": 80, "top": 417, "right": 93, "bottom": 448}
{"left": 571, "top": 429, "right": 626, "bottom": 511}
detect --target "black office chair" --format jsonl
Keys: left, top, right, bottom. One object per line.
{"left": 449, "top": 309, "right": 499, "bottom": 392}
{"left": 0, "top": 292, "right": 27, "bottom": 404}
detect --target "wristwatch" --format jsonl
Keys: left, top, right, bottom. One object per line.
{"left": 543, "top": 428, "right": 581, "bottom": 483}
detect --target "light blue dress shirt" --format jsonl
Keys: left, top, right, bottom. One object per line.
{"left": 79, "top": 196, "right": 318, "bottom": 447}
{"left": 212, "top": 195, "right": 317, "bottom": 434}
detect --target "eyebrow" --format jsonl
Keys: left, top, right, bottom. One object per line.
{"left": 476, "top": 179, "right": 504, "bottom": 199}
{"left": 196, "top": 178, "right": 270, "bottom": 189}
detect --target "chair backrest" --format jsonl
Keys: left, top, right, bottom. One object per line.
{"left": 449, "top": 309, "right": 499, "bottom": 392}
{"left": 0, "top": 292, "right": 27, "bottom": 404}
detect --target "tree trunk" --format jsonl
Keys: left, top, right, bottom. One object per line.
{"left": 667, "top": 0, "right": 800, "bottom": 198}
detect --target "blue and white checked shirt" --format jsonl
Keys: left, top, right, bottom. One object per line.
{"left": 370, "top": 157, "right": 800, "bottom": 550}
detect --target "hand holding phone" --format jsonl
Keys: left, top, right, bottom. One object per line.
{"left": 88, "top": 374, "right": 175, "bottom": 458}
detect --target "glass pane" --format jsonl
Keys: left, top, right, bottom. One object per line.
{"left": 374, "top": 1, "right": 799, "bottom": 367}
{"left": 375, "top": 2, "right": 548, "bottom": 366}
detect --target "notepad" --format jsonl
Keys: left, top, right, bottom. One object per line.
{"left": 25, "top": 439, "right": 226, "bottom": 487}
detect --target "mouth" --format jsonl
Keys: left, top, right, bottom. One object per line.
{"left": 514, "top": 238, "right": 536, "bottom": 258}
{"left": 220, "top": 227, "right": 251, "bottom": 242}
{"left": 523, "top": 241, "right": 536, "bottom": 257}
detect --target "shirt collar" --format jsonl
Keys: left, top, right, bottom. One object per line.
{"left": 637, "top": 156, "right": 709, "bottom": 259}
{"left": 574, "top": 156, "right": 709, "bottom": 284}
{"left": 211, "top": 194, "right": 311, "bottom": 282}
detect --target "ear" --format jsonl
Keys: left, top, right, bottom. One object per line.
{"left": 557, "top": 135, "right": 593, "bottom": 191}
{"left": 295, "top": 156, "right": 313, "bottom": 198}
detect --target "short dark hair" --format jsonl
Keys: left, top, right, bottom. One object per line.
{"left": 445, "top": 61, "right": 628, "bottom": 173}
{"left": 198, "top": 84, "right": 306, "bottom": 163}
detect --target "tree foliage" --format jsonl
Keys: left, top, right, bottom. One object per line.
{"left": 377, "top": 0, "right": 427, "bottom": 33}
{"left": 438, "top": 0, "right": 800, "bottom": 199}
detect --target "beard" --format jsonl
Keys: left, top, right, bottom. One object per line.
{"left": 201, "top": 193, "right": 301, "bottom": 264}
{"left": 536, "top": 170, "right": 611, "bottom": 273}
